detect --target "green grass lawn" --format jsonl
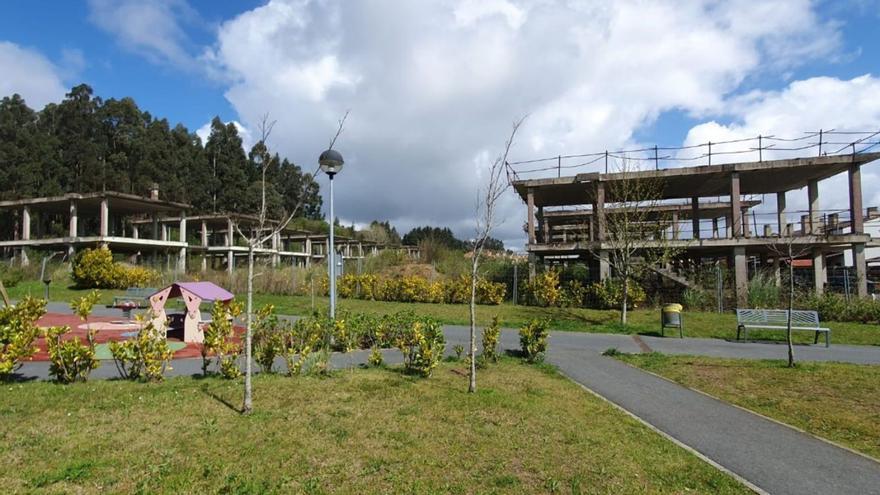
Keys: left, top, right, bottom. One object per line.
{"left": 615, "top": 353, "right": 880, "bottom": 460}
{"left": 0, "top": 359, "right": 749, "bottom": 494}
{"left": 9, "top": 279, "right": 880, "bottom": 345}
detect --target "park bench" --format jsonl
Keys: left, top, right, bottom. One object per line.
{"left": 735, "top": 309, "right": 830, "bottom": 347}
{"left": 110, "top": 287, "right": 157, "bottom": 309}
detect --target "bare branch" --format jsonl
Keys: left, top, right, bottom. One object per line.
{"left": 328, "top": 109, "right": 350, "bottom": 150}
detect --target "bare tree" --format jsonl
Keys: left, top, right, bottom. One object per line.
{"left": 235, "top": 111, "right": 349, "bottom": 414}
{"left": 468, "top": 117, "right": 525, "bottom": 393}
{"left": 768, "top": 228, "right": 812, "bottom": 368}
{"left": 588, "top": 160, "right": 680, "bottom": 325}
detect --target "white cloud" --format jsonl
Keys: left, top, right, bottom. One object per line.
{"left": 201, "top": 0, "right": 844, "bottom": 249}
{"left": 87, "top": 0, "right": 197, "bottom": 67}
{"left": 196, "top": 119, "right": 254, "bottom": 151}
{"left": 0, "top": 41, "right": 67, "bottom": 109}
{"left": 681, "top": 74, "right": 880, "bottom": 226}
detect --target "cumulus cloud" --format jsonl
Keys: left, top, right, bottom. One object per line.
{"left": 195, "top": 119, "right": 254, "bottom": 151}
{"left": 681, "top": 74, "right": 880, "bottom": 225}
{"left": 199, "top": 0, "right": 844, "bottom": 249}
{"left": 87, "top": 0, "right": 197, "bottom": 67}
{"left": 0, "top": 41, "right": 67, "bottom": 109}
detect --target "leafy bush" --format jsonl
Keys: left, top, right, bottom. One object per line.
{"left": 452, "top": 344, "right": 465, "bottom": 361}
{"left": 481, "top": 315, "right": 501, "bottom": 363}
{"left": 0, "top": 265, "right": 24, "bottom": 288}
{"left": 801, "top": 293, "right": 880, "bottom": 324}
{"left": 47, "top": 291, "right": 102, "bottom": 383}
{"left": 283, "top": 314, "right": 325, "bottom": 376}
{"left": 368, "top": 346, "right": 384, "bottom": 367}
{"left": 0, "top": 296, "right": 45, "bottom": 379}
{"left": 560, "top": 280, "right": 589, "bottom": 308}
{"left": 682, "top": 287, "right": 710, "bottom": 311}
{"left": 748, "top": 272, "right": 780, "bottom": 308}
{"left": 46, "top": 326, "right": 98, "bottom": 383}
{"left": 395, "top": 316, "right": 445, "bottom": 377}
{"left": 202, "top": 300, "right": 243, "bottom": 378}
{"left": 519, "top": 318, "right": 550, "bottom": 363}
{"left": 72, "top": 246, "right": 158, "bottom": 289}
{"left": 589, "top": 279, "right": 646, "bottom": 310}
{"left": 252, "top": 304, "right": 284, "bottom": 373}
{"left": 108, "top": 318, "right": 173, "bottom": 381}
{"left": 525, "top": 270, "right": 562, "bottom": 307}
{"left": 336, "top": 273, "right": 504, "bottom": 305}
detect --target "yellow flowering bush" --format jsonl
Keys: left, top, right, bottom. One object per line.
{"left": 72, "top": 246, "right": 158, "bottom": 289}
{"left": 0, "top": 296, "right": 45, "bottom": 379}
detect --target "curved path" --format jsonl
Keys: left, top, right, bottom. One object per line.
{"left": 11, "top": 308, "right": 880, "bottom": 494}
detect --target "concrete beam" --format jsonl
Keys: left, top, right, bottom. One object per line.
{"left": 808, "top": 179, "right": 819, "bottom": 235}
{"left": 733, "top": 246, "right": 748, "bottom": 308}
{"left": 853, "top": 243, "right": 867, "bottom": 297}
{"left": 730, "top": 172, "right": 742, "bottom": 237}
{"left": 849, "top": 163, "right": 863, "bottom": 234}
{"left": 691, "top": 197, "right": 700, "bottom": 239}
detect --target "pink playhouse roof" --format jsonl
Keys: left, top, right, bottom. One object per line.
{"left": 154, "top": 282, "right": 234, "bottom": 302}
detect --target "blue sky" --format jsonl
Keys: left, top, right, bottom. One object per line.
{"left": 2, "top": 0, "right": 880, "bottom": 246}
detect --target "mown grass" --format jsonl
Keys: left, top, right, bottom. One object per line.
{"left": 0, "top": 359, "right": 749, "bottom": 494}
{"left": 615, "top": 353, "right": 880, "bottom": 459}
{"left": 9, "top": 279, "right": 880, "bottom": 345}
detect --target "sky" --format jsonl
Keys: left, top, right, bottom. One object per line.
{"left": 1, "top": 0, "right": 880, "bottom": 250}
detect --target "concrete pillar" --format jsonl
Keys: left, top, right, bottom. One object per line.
{"left": 763, "top": 224, "right": 773, "bottom": 237}
{"left": 152, "top": 214, "right": 158, "bottom": 240}
{"left": 527, "top": 188, "right": 536, "bottom": 245}
{"left": 671, "top": 211, "right": 680, "bottom": 240}
{"left": 808, "top": 179, "right": 819, "bottom": 235}
{"left": 271, "top": 232, "right": 280, "bottom": 267}
{"left": 21, "top": 206, "right": 30, "bottom": 266}
{"left": 178, "top": 212, "right": 187, "bottom": 273}
{"left": 161, "top": 224, "right": 168, "bottom": 242}
{"left": 849, "top": 164, "right": 864, "bottom": 234}
{"left": 691, "top": 197, "right": 700, "bottom": 239}
{"left": 853, "top": 243, "right": 868, "bottom": 297}
{"left": 776, "top": 191, "right": 786, "bottom": 236}
{"left": 598, "top": 250, "right": 610, "bottom": 281}
{"left": 527, "top": 253, "right": 536, "bottom": 282}
{"left": 132, "top": 225, "right": 139, "bottom": 239}
{"left": 712, "top": 217, "right": 719, "bottom": 238}
{"left": 68, "top": 200, "right": 78, "bottom": 238}
{"left": 594, "top": 182, "right": 606, "bottom": 241}
{"left": 200, "top": 221, "right": 208, "bottom": 272}
{"left": 730, "top": 172, "right": 742, "bottom": 237}
{"left": 774, "top": 257, "right": 782, "bottom": 287}
{"left": 742, "top": 208, "right": 752, "bottom": 237}
{"left": 226, "top": 217, "right": 234, "bottom": 274}
{"left": 733, "top": 246, "right": 748, "bottom": 307}
{"left": 725, "top": 214, "right": 732, "bottom": 238}
{"left": 305, "top": 238, "right": 312, "bottom": 267}
{"left": 812, "top": 249, "right": 825, "bottom": 295}
{"left": 99, "top": 198, "right": 109, "bottom": 237}
{"left": 800, "top": 215, "right": 809, "bottom": 236}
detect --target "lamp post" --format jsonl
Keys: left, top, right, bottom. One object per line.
{"left": 319, "top": 148, "right": 344, "bottom": 319}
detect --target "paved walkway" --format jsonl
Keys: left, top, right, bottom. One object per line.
{"left": 12, "top": 308, "right": 880, "bottom": 493}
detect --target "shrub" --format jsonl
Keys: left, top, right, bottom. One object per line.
{"left": 252, "top": 304, "right": 284, "bottom": 373}
{"left": 561, "top": 280, "right": 589, "bottom": 308}
{"left": 47, "top": 291, "right": 102, "bottom": 383}
{"left": 109, "top": 317, "right": 173, "bottom": 381}
{"left": 0, "top": 265, "right": 24, "bottom": 288}
{"left": 748, "top": 272, "right": 780, "bottom": 308}
{"left": 202, "top": 300, "right": 243, "bottom": 378}
{"left": 682, "top": 287, "right": 710, "bottom": 311}
{"left": 368, "top": 346, "right": 383, "bottom": 367}
{"left": 395, "top": 316, "right": 445, "bottom": 377}
{"left": 46, "top": 325, "right": 98, "bottom": 383}
{"left": 0, "top": 296, "right": 45, "bottom": 379}
{"left": 72, "top": 246, "right": 159, "bottom": 289}
{"left": 283, "top": 314, "right": 324, "bottom": 376}
{"left": 526, "top": 270, "right": 562, "bottom": 307}
{"left": 589, "top": 279, "right": 646, "bottom": 310}
{"left": 481, "top": 315, "right": 501, "bottom": 363}
{"left": 336, "top": 273, "right": 504, "bottom": 305}
{"left": 519, "top": 318, "right": 550, "bottom": 363}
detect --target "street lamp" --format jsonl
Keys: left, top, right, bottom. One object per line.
{"left": 319, "top": 148, "right": 344, "bottom": 319}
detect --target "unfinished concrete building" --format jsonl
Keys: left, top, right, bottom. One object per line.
{"left": 513, "top": 152, "right": 880, "bottom": 306}
{"left": 0, "top": 191, "right": 190, "bottom": 269}
{"left": 0, "top": 192, "right": 419, "bottom": 273}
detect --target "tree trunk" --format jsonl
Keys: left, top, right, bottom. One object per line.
{"left": 787, "top": 260, "right": 795, "bottom": 368}
{"left": 621, "top": 276, "right": 629, "bottom": 325}
{"left": 468, "top": 258, "right": 478, "bottom": 393}
{"left": 243, "top": 245, "right": 254, "bottom": 413}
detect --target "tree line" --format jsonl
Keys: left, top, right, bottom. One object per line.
{"left": 0, "top": 84, "right": 322, "bottom": 219}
